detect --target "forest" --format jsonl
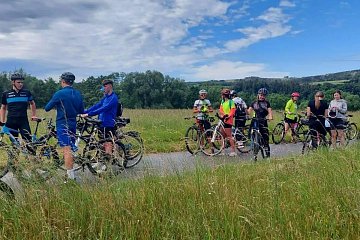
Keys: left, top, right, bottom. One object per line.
{"left": 1, "top": 69, "right": 360, "bottom": 110}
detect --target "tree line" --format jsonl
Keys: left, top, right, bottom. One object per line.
{"left": 1, "top": 69, "right": 360, "bottom": 111}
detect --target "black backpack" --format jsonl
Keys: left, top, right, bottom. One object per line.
{"left": 235, "top": 102, "right": 246, "bottom": 118}
{"left": 117, "top": 101, "right": 123, "bottom": 117}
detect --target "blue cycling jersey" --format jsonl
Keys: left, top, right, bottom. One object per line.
{"left": 44, "top": 86, "right": 84, "bottom": 123}
{"left": 85, "top": 92, "right": 118, "bottom": 127}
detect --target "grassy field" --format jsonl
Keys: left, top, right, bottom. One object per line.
{"left": 1, "top": 144, "right": 360, "bottom": 238}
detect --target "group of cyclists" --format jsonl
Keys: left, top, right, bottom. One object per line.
{"left": 192, "top": 87, "right": 349, "bottom": 157}
{"left": 0, "top": 72, "right": 120, "bottom": 182}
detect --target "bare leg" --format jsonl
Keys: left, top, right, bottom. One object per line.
{"left": 330, "top": 129, "right": 337, "bottom": 148}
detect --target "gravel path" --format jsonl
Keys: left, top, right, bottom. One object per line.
{"left": 120, "top": 142, "right": 304, "bottom": 179}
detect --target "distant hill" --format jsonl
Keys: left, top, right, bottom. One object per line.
{"left": 187, "top": 69, "right": 360, "bottom": 85}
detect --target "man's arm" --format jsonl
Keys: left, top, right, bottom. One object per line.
{"left": 0, "top": 104, "right": 6, "bottom": 123}
{"left": 29, "top": 100, "right": 37, "bottom": 119}
{"left": 267, "top": 108, "right": 273, "bottom": 120}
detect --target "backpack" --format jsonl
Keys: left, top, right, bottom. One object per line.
{"left": 234, "top": 101, "right": 246, "bottom": 118}
{"left": 116, "top": 101, "right": 123, "bottom": 117}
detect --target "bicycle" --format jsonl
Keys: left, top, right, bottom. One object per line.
{"left": 115, "top": 117, "right": 144, "bottom": 168}
{"left": 271, "top": 111, "right": 308, "bottom": 144}
{"left": 301, "top": 114, "right": 331, "bottom": 154}
{"left": 344, "top": 114, "right": 358, "bottom": 140}
{"left": 200, "top": 113, "right": 251, "bottom": 156}
{"left": 249, "top": 117, "right": 270, "bottom": 161}
{"left": 75, "top": 116, "right": 126, "bottom": 177}
{"left": 184, "top": 115, "right": 215, "bottom": 155}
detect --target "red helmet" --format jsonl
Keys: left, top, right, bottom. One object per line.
{"left": 291, "top": 92, "right": 300, "bottom": 97}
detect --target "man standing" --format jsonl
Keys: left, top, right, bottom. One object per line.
{"left": 81, "top": 79, "right": 118, "bottom": 161}
{"left": 0, "top": 73, "right": 37, "bottom": 141}
{"left": 45, "top": 72, "right": 84, "bottom": 181}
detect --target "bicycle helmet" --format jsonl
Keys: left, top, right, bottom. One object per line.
{"left": 10, "top": 73, "right": 24, "bottom": 81}
{"left": 60, "top": 72, "right": 75, "bottom": 84}
{"left": 257, "top": 88, "right": 268, "bottom": 96}
{"left": 102, "top": 79, "right": 113, "bottom": 86}
{"left": 291, "top": 92, "right": 300, "bottom": 97}
{"left": 230, "top": 90, "right": 237, "bottom": 96}
{"left": 199, "top": 89, "right": 207, "bottom": 95}
{"left": 221, "top": 88, "right": 230, "bottom": 95}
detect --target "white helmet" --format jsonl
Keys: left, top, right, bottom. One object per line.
{"left": 199, "top": 89, "right": 207, "bottom": 95}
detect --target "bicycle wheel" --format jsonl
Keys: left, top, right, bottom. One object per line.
{"left": 271, "top": 123, "right": 285, "bottom": 144}
{"left": 295, "top": 123, "right": 309, "bottom": 142}
{"left": 200, "top": 129, "right": 224, "bottom": 156}
{"left": 118, "top": 131, "right": 144, "bottom": 168}
{"left": 185, "top": 125, "right": 200, "bottom": 155}
{"left": 234, "top": 127, "right": 251, "bottom": 153}
{"left": 347, "top": 122, "right": 358, "bottom": 140}
{"left": 252, "top": 131, "right": 264, "bottom": 161}
{"left": 301, "top": 132, "right": 314, "bottom": 154}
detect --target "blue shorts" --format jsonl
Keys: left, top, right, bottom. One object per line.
{"left": 56, "top": 122, "right": 76, "bottom": 147}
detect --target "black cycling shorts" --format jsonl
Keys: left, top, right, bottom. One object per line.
{"left": 98, "top": 127, "right": 116, "bottom": 141}
{"left": 285, "top": 117, "right": 297, "bottom": 124}
{"left": 329, "top": 118, "right": 346, "bottom": 130}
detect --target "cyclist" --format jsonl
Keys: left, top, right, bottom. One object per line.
{"left": 219, "top": 88, "right": 236, "bottom": 157}
{"left": 284, "top": 92, "right": 300, "bottom": 143}
{"left": 230, "top": 90, "right": 248, "bottom": 148}
{"left": 328, "top": 90, "right": 347, "bottom": 147}
{"left": 0, "top": 73, "right": 37, "bottom": 142}
{"left": 248, "top": 88, "right": 273, "bottom": 158}
{"left": 45, "top": 72, "right": 84, "bottom": 181}
{"left": 306, "top": 91, "right": 328, "bottom": 148}
{"left": 193, "top": 89, "right": 213, "bottom": 132}
{"left": 81, "top": 79, "right": 118, "bottom": 161}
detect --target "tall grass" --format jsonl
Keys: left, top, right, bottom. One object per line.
{"left": 1, "top": 144, "right": 360, "bottom": 239}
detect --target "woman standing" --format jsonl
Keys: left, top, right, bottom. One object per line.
{"left": 219, "top": 89, "right": 236, "bottom": 157}
{"left": 328, "top": 90, "right": 347, "bottom": 147}
{"left": 306, "top": 91, "right": 328, "bottom": 148}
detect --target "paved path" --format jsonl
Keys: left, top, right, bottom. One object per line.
{"left": 120, "top": 142, "right": 304, "bottom": 179}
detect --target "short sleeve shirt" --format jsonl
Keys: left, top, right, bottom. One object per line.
{"left": 194, "top": 99, "right": 211, "bottom": 120}
{"left": 1, "top": 89, "right": 33, "bottom": 118}
{"left": 308, "top": 100, "right": 327, "bottom": 119}
{"left": 250, "top": 100, "right": 271, "bottom": 119}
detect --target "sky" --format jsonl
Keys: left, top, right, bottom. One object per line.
{"left": 1, "top": 0, "right": 360, "bottom": 82}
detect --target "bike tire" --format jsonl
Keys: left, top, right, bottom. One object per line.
{"left": 185, "top": 125, "right": 200, "bottom": 155}
{"left": 200, "top": 129, "right": 224, "bottom": 156}
{"left": 271, "top": 123, "right": 285, "bottom": 144}
{"left": 251, "top": 131, "right": 261, "bottom": 161}
{"left": 120, "top": 131, "right": 144, "bottom": 168}
{"left": 348, "top": 122, "right": 358, "bottom": 140}
{"left": 296, "top": 123, "right": 308, "bottom": 142}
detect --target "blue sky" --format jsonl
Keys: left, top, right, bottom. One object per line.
{"left": 0, "top": 0, "right": 359, "bottom": 81}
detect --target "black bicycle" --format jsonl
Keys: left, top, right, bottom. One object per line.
{"left": 184, "top": 116, "right": 215, "bottom": 155}
{"left": 271, "top": 112, "right": 308, "bottom": 144}
{"left": 249, "top": 117, "right": 269, "bottom": 161}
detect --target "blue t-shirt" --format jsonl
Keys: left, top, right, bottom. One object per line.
{"left": 85, "top": 92, "right": 118, "bottom": 127}
{"left": 44, "top": 86, "right": 84, "bottom": 125}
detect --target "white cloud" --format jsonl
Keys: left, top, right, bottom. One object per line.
{"left": 0, "top": 0, "right": 297, "bottom": 81}
{"left": 224, "top": 7, "right": 291, "bottom": 52}
{"left": 0, "top": 0, "right": 231, "bottom": 75}
{"left": 279, "top": 0, "right": 296, "bottom": 8}
{"left": 184, "top": 60, "right": 288, "bottom": 81}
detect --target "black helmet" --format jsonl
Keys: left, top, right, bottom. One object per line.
{"left": 258, "top": 88, "right": 268, "bottom": 96}
{"left": 102, "top": 79, "right": 114, "bottom": 86}
{"left": 230, "top": 90, "right": 237, "bottom": 96}
{"left": 60, "top": 72, "right": 75, "bottom": 84}
{"left": 10, "top": 73, "right": 24, "bottom": 81}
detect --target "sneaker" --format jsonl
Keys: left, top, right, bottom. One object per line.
{"left": 228, "top": 152, "right": 237, "bottom": 157}
{"left": 237, "top": 141, "right": 244, "bottom": 149}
